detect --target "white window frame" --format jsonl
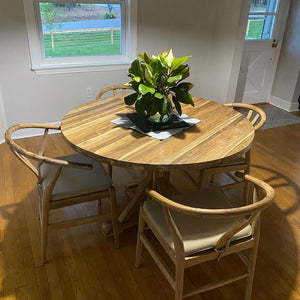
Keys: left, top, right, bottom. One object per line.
{"left": 23, "top": 0, "right": 137, "bottom": 75}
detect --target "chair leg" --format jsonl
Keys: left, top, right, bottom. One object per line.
{"left": 245, "top": 221, "right": 260, "bottom": 299}
{"left": 175, "top": 263, "right": 184, "bottom": 300}
{"left": 244, "top": 151, "right": 251, "bottom": 205}
{"left": 109, "top": 187, "right": 120, "bottom": 248}
{"left": 41, "top": 208, "right": 49, "bottom": 264}
{"left": 243, "top": 180, "right": 251, "bottom": 205}
{"left": 135, "top": 206, "right": 146, "bottom": 268}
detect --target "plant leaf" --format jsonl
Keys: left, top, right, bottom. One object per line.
{"left": 138, "top": 51, "right": 152, "bottom": 64}
{"left": 133, "top": 76, "right": 141, "bottom": 83}
{"left": 128, "top": 59, "right": 142, "bottom": 77}
{"left": 135, "top": 93, "right": 152, "bottom": 113}
{"left": 126, "top": 80, "right": 139, "bottom": 92}
{"left": 149, "top": 59, "right": 163, "bottom": 81}
{"left": 154, "top": 92, "right": 164, "bottom": 99}
{"left": 180, "top": 66, "right": 190, "bottom": 81}
{"left": 144, "top": 64, "right": 153, "bottom": 85}
{"left": 171, "top": 82, "right": 194, "bottom": 93}
{"left": 124, "top": 93, "right": 138, "bottom": 105}
{"left": 175, "top": 92, "right": 194, "bottom": 106}
{"left": 161, "top": 95, "right": 169, "bottom": 115}
{"left": 171, "top": 64, "right": 187, "bottom": 76}
{"left": 158, "top": 54, "right": 169, "bottom": 68}
{"left": 164, "top": 49, "right": 174, "bottom": 67}
{"left": 167, "top": 75, "right": 182, "bottom": 84}
{"left": 147, "top": 99, "right": 160, "bottom": 116}
{"left": 171, "top": 56, "right": 191, "bottom": 70}
{"left": 138, "top": 84, "right": 155, "bottom": 95}
{"left": 172, "top": 97, "right": 182, "bottom": 115}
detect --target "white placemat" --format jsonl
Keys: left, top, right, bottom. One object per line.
{"left": 111, "top": 114, "right": 200, "bottom": 140}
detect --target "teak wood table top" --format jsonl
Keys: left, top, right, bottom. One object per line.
{"left": 61, "top": 97, "right": 255, "bottom": 172}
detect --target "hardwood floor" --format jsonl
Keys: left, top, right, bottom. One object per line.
{"left": 0, "top": 115, "right": 300, "bottom": 299}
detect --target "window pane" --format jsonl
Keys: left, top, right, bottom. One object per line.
{"left": 245, "top": 15, "right": 275, "bottom": 39}
{"left": 250, "top": 0, "right": 278, "bottom": 13}
{"left": 38, "top": 3, "right": 122, "bottom": 58}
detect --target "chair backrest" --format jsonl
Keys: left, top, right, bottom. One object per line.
{"left": 96, "top": 85, "right": 133, "bottom": 100}
{"left": 5, "top": 123, "right": 92, "bottom": 180}
{"left": 224, "top": 103, "right": 266, "bottom": 131}
{"left": 146, "top": 173, "right": 274, "bottom": 254}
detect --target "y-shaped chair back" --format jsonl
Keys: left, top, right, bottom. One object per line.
{"left": 136, "top": 173, "right": 274, "bottom": 299}
{"left": 96, "top": 84, "right": 133, "bottom": 100}
{"left": 198, "top": 103, "right": 266, "bottom": 195}
{"left": 5, "top": 123, "right": 119, "bottom": 263}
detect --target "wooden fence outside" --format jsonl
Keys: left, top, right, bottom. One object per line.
{"left": 43, "top": 27, "right": 120, "bottom": 51}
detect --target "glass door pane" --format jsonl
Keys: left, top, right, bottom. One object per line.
{"left": 246, "top": 15, "right": 275, "bottom": 39}
{"left": 246, "top": 0, "right": 279, "bottom": 40}
{"left": 250, "top": 0, "right": 278, "bottom": 13}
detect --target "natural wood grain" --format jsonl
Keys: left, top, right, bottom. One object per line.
{"left": 96, "top": 85, "right": 133, "bottom": 100}
{"left": 197, "top": 103, "right": 267, "bottom": 201}
{"left": 1, "top": 105, "right": 300, "bottom": 299}
{"left": 61, "top": 97, "right": 255, "bottom": 226}
{"left": 136, "top": 174, "right": 274, "bottom": 299}
{"left": 5, "top": 124, "right": 120, "bottom": 264}
{"left": 61, "top": 97, "right": 255, "bottom": 171}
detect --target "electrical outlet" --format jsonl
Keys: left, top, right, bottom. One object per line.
{"left": 86, "top": 88, "right": 92, "bottom": 98}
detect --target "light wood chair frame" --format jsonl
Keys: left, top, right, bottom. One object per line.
{"left": 5, "top": 123, "right": 119, "bottom": 263}
{"left": 96, "top": 84, "right": 133, "bottom": 101}
{"left": 197, "top": 103, "right": 266, "bottom": 198}
{"left": 135, "top": 173, "right": 274, "bottom": 300}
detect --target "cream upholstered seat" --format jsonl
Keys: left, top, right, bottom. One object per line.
{"left": 135, "top": 173, "right": 274, "bottom": 300}
{"left": 5, "top": 123, "right": 119, "bottom": 264}
{"left": 43, "top": 153, "right": 112, "bottom": 201}
{"left": 143, "top": 188, "right": 252, "bottom": 256}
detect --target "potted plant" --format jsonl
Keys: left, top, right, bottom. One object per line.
{"left": 124, "top": 49, "right": 194, "bottom": 123}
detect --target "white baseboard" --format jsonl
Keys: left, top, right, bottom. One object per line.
{"left": 268, "top": 96, "right": 299, "bottom": 112}
{"left": 289, "top": 101, "right": 300, "bottom": 112}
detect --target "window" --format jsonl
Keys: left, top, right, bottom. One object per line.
{"left": 23, "top": 0, "right": 137, "bottom": 74}
{"left": 245, "top": 0, "right": 279, "bottom": 40}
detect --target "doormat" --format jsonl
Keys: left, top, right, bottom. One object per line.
{"left": 261, "top": 107, "right": 300, "bottom": 129}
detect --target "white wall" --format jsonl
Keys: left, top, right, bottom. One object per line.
{"left": 270, "top": 0, "right": 300, "bottom": 111}
{"left": 0, "top": 0, "right": 245, "bottom": 129}
{"left": 0, "top": 84, "right": 8, "bottom": 143}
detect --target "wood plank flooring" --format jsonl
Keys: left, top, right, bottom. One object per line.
{"left": 0, "top": 107, "right": 300, "bottom": 299}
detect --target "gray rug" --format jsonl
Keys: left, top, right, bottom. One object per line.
{"left": 262, "top": 107, "right": 300, "bottom": 129}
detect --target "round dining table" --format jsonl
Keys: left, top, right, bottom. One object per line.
{"left": 61, "top": 96, "right": 255, "bottom": 224}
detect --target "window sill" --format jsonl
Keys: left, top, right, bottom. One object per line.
{"left": 32, "top": 61, "right": 131, "bottom": 75}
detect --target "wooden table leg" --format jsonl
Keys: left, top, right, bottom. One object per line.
{"left": 101, "top": 172, "right": 152, "bottom": 237}
{"left": 118, "top": 172, "right": 152, "bottom": 223}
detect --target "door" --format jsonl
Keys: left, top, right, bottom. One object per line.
{"left": 236, "top": 0, "right": 290, "bottom": 104}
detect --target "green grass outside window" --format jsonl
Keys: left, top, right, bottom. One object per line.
{"left": 43, "top": 30, "right": 121, "bottom": 57}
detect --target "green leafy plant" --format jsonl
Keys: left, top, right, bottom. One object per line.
{"left": 124, "top": 49, "right": 194, "bottom": 119}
